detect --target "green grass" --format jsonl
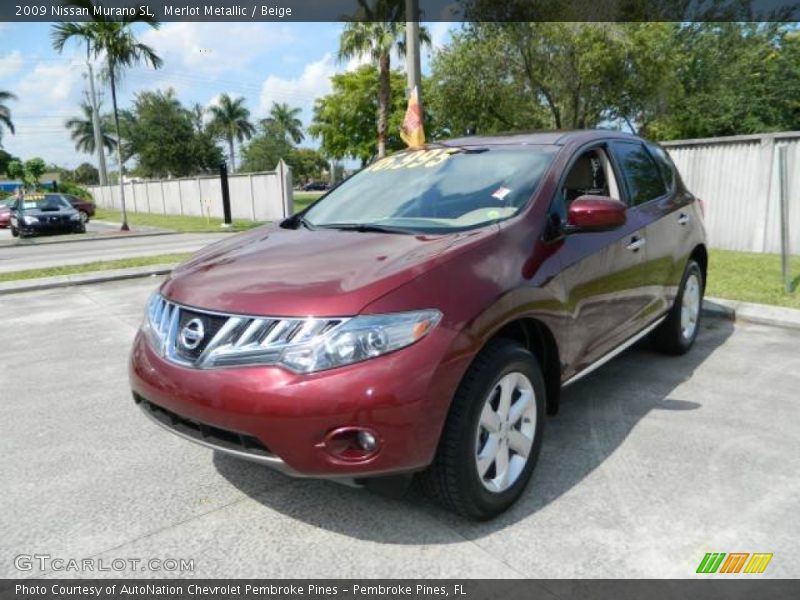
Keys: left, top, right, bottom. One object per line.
{"left": 707, "top": 249, "right": 800, "bottom": 309}
{"left": 293, "top": 191, "right": 324, "bottom": 212}
{"left": 94, "top": 208, "right": 263, "bottom": 233}
{"left": 0, "top": 253, "right": 193, "bottom": 283}
{"left": 95, "top": 193, "right": 323, "bottom": 232}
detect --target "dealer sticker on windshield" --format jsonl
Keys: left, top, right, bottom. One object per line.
{"left": 364, "top": 148, "right": 456, "bottom": 172}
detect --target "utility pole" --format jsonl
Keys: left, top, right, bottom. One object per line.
{"left": 86, "top": 61, "right": 108, "bottom": 186}
{"left": 405, "top": 0, "right": 422, "bottom": 111}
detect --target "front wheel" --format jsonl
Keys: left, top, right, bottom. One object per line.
{"left": 420, "top": 339, "right": 546, "bottom": 519}
{"left": 79, "top": 211, "right": 89, "bottom": 224}
{"left": 10, "top": 225, "right": 19, "bottom": 237}
{"left": 652, "top": 259, "right": 704, "bottom": 355}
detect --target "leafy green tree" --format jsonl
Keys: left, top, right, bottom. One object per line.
{"left": 65, "top": 102, "right": 117, "bottom": 155}
{"left": 208, "top": 93, "right": 256, "bottom": 171}
{"left": 125, "top": 89, "right": 223, "bottom": 178}
{"left": 52, "top": 0, "right": 162, "bottom": 230}
{"left": 338, "top": 0, "right": 430, "bottom": 158}
{"left": 240, "top": 120, "right": 292, "bottom": 173}
{"left": 0, "top": 90, "right": 15, "bottom": 144}
{"left": 24, "top": 158, "right": 47, "bottom": 189}
{"left": 285, "top": 148, "right": 328, "bottom": 184}
{"left": 190, "top": 103, "right": 206, "bottom": 134}
{"left": 0, "top": 149, "right": 20, "bottom": 176}
{"left": 309, "top": 66, "right": 407, "bottom": 165}
{"left": 74, "top": 162, "right": 100, "bottom": 185}
{"left": 7, "top": 159, "right": 24, "bottom": 181}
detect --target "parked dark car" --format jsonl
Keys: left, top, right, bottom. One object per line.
{"left": 9, "top": 194, "right": 86, "bottom": 237}
{"left": 302, "top": 181, "right": 329, "bottom": 191}
{"left": 56, "top": 194, "right": 96, "bottom": 223}
{"left": 130, "top": 130, "right": 707, "bottom": 519}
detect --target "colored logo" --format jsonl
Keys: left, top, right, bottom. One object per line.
{"left": 696, "top": 552, "right": 773, "bottom": 574}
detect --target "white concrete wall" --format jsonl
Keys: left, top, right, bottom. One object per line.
{"left": 663, "top": 132, "right": 800, "bottom": 254}
{"left": 87, "top": 161, "right": 294, "bottom": 223}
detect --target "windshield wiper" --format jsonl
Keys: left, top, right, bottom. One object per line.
{"left": 317, "top": 223, "right": 413, "bottom": 234}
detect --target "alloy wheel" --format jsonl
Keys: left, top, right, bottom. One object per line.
{"left": 681, "top": 273, "right": 701, "bottom": 340}
{"left": 475, "top": 371, "right": 537, "bottom": 493}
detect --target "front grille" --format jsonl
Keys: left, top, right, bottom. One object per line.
{"left": 134, "top": 394, "right": 272, "bottom": 457}
{"left": 145, "top": 295, "right": 346, "bottom": 369}
{"left": 174, "top": 309, "right": 228, "bottom": 361}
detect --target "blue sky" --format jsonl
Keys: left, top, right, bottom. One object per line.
{"left": 0, "top": 21, "right": 454, "bottom": 169}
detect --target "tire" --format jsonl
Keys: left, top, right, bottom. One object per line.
{"left": 10, "top": 225, "right": 19, "bottom": 237}
{"left": 79, "top": 211, "right": 89, "bottom": 224}
{"left": 75, "top": 222, "right": 86, "bottom": 234}
{"left": 419, "top": 338, "right": 546, "bottom": 520}
{"left": 651, "top": 259, "right": 704, "bottom": 355}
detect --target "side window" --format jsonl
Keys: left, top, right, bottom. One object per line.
{"left": 550, "top": 147, "right": 621, "bottom": 228}
{"left": 647, "top": 143, "right": 676, "bottom": 191}
{"left": 610, "top": 142, "right": 667, "bottom": 206}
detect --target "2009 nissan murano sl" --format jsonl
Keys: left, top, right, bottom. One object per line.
{"left": 130, "top": 130, "right": 707, "bottom": 519}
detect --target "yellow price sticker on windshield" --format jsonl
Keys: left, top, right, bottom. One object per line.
{"left": 365, "top": 149, "right": 454, "bottom": 172}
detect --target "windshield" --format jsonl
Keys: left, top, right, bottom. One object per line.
{"left": 304, "top": 145, "right": 556, "bottom": 233}
{"left": 19, "top": 195, "right": 70, "bottom": 211}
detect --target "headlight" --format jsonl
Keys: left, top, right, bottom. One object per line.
{"left": 279, "top": 310, "right": 442, "bottom": 373}
{"left": 22, "top": 215, "right": 39, "bottom": 225}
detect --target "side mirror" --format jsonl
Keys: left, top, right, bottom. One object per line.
{"left": 566, "top": 195, "right": 627, "bottom": 233}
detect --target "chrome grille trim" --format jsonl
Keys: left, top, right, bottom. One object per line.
{"left": 145, "top": 295, "right": 348, "bottom": 369}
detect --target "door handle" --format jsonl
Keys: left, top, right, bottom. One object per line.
{"left": 677, "top": 212, "right": 690, "bottom": 225}
{"left": 626, "top": 236, "right": 646, "bottom": 252}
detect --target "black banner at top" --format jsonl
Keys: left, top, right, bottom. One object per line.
{"left": 4, "top": 0, "right": 800, "bottom": 23}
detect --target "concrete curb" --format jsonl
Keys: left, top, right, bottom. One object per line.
{"left": 703, "top": 297, "right": 800, "bottom": 331}
{"left": 0, "top": 264, "right": 175, "bottom": 295}
{"left": 3, "top": 269, "right": 799, "bottom": 333}
{"left": 0, "top": 226, "right": 175, "bottom": 249}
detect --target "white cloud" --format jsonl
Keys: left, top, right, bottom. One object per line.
{"left": 15, "top": 62, "right": 83, "bottom": 112}
{"left": 258, "top": 53, "right": 339, "bottom": 117}
{"left": 0, "top": 51, "right": 23, "bottom": 80}
{"left": 141, "top": 22, "right": 295, "bottom": 76}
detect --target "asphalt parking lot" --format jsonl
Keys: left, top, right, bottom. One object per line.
{"left": 1, "top": 277, "right": 798, "bottom": 578}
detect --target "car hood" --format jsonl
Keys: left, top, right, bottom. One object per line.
{"left": 161, "top": 223, "right": 497, "bottom": 316}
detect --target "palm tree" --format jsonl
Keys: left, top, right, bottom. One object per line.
{"left": 52, "top": 0, "right": 162, "bottom": 231}
{"left": 209, "top": 94, "right": 256, "bottom": 171}
{"left": 0, "top": 90, "right": 16, "bottom": 143}
{"left": 262, "top": 102, "right": 304, "bottom": 145}
{"left": 338, "top": 0, "right": 430, "bottom": 158}
{"left": 65, "top": 102, "right": 117, "bottom": 155}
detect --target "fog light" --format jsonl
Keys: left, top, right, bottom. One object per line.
{"left": 322, "top": 427, "right": 381, "bottom": 462}
{"left": 357, "top": 430, "right": 377, "bottom": 452}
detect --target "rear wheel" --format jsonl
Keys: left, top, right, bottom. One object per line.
{"left": 420, "top": 339, "right": 545, "bottom": 519}
{"left": 652, "top": 259, "right": 704, "bottom": 355}
{"left": 10, "top": 225, "right": 19, "bottom": 237}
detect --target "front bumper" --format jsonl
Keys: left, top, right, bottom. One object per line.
{"left": 129, "top": 326, "right": 466, "bottom": 478}
{"left": 19, "top": 220, "right": 82, "bottom": 235}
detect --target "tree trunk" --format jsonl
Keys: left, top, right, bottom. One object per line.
{"left": 109, "top": 65, "right": 129, "bottom": 231}
{"left": 228, "top": 136, "right": 235, "bottom": 171}
{"left": 377, "top": 52, "right": 391, "bottom": 159}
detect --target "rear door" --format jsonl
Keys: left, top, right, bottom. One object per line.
{"left": 608, "top": 140, "right": 691, "bottom": 316}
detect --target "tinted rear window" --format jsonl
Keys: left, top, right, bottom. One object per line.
{"left": 610, "top": 142, "right": 668, "bottom": 206}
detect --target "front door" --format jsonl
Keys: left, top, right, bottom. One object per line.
{"left": 553, "top": 146, "right": 654, "bottom": 378}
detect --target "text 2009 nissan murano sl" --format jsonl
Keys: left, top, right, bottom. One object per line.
{"left": 130, "top": 130, "right": 707, "bottom": 519}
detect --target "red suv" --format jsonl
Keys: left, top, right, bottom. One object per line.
{"left": 130, "top": 130, "right": 707, "bottom": 519}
